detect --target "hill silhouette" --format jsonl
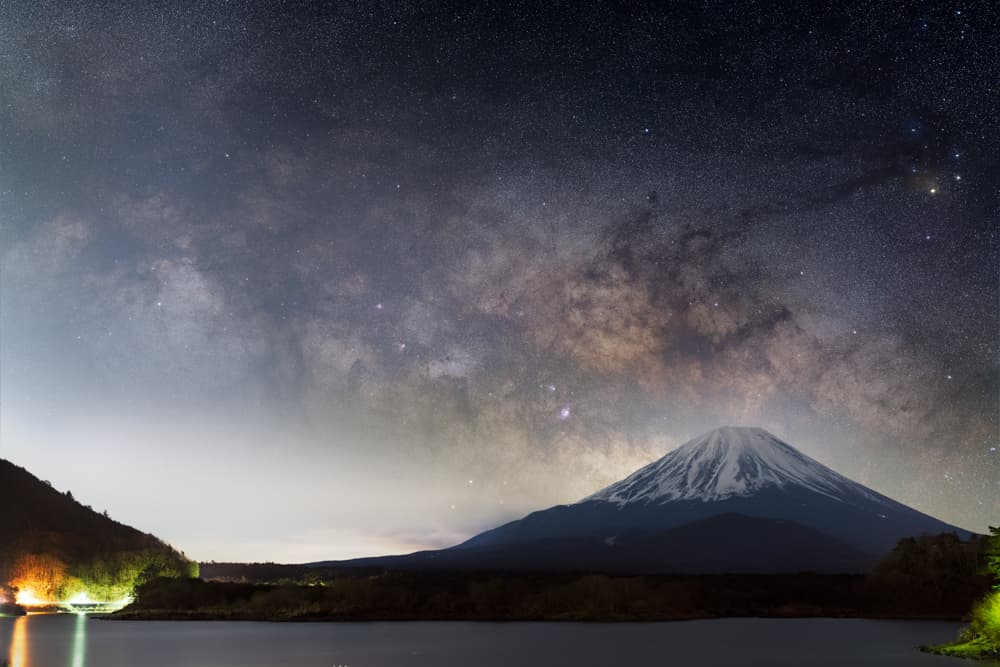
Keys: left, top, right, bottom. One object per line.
{"left": 0, "top": 458, "right": 196, "bottom": 607}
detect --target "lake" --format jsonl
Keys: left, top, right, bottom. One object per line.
{"left": 0, "top": 613, "right": 988, "bottom": 666}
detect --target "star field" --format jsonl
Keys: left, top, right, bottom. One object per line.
{"left": 0, "top": 0, "right": 997, "bottom": 561}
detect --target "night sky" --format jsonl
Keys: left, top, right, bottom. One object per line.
{"left": 1, "top": 1, "right": 997, "bottom": 563}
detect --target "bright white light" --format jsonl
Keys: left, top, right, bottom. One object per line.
{"left": 66, "top": 591, "right": 95, "bottom": 606}
{"left": 15, "top": 589, "right": 46, "bottom": 607}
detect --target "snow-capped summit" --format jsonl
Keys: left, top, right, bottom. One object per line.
{"left": 585, "top": 426, "right": 887, "bottom": 506}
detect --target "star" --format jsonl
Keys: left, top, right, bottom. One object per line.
{"left": 3, "top": 0, "right": 996, "bottom": 563}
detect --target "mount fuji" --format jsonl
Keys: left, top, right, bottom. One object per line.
{"left": 322, "top": 426, "right": 973, "bottom": 573}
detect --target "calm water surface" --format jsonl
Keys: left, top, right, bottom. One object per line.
{"left": 0, "top": 613, "right": 989, "bottom": 667}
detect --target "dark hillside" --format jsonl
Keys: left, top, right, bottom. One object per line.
{"left": 0, "top": 458, "right": 197, "bottom": 605}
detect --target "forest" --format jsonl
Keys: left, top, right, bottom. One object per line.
{"left": 0, "top": 459, "right": 197, "bottom": 608}
{"left": 117, "top": 532, "right": 992, "bottom": 623}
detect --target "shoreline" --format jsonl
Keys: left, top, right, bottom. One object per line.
{"left": 102, "top": 609, "right": 969, "bottom": 623}
{"left": 100, "top": 569, "right": 989, "bottom": 625}
{"left": 0, "top": 604, "right": 26, "bottom": 617}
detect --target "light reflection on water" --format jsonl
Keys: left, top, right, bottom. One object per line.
{"left": 71, "top": 614, "right": 86, "bottom": 667}
{"left": 0, "top": 613, "right": 982, "bottom": 667}
{"left": 8, "top": 616, "right": 27, "bottom": 667}
{"left": 4, "top": 614, "right": 88, "bottom": 667}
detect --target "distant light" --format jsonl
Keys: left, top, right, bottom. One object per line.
{"left": 929, "top": 187, "right": 937, "bottom": 194}
{"left": 15, "top": 588, "right": 45, "bottom": 607}
{"left": 559, "top": 406, "right": 571, "bottom": 420}
{"left": 67, "top": 591, "right": 95, "bottom": 606}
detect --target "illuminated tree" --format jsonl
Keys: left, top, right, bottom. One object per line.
{"left": 9, "top": 553, "right": 68, "bottom": 604}
{"left": 928, "top": 525, "right": 1000, "bottom": 658}
{"left": 985, "top": 526, "right": 1000, "bottom": 590}
{"left": 968, "top": 526, "right": 1000, "bottom": 648}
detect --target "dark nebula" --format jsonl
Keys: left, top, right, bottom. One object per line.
{"left": 1, "top": 1, "right": 996, "bottom": 560}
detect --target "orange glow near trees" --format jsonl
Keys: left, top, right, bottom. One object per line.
{"left": 9, "top": 552, "right": 68, "bottom": 607}
{"left": 14, "top": 588, "right": 46, "bottom": 607}
{"left": 4, "top": 547, "right": 196, "bottom": 609}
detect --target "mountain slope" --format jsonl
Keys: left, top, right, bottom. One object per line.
{"left": 317, "top": 426, "right": 973, "bottom": 574}
{"left": 329, "top": 513, "right": 877, "bottom": 574}
{"left": 0, "top": 458, "right": 196, "bottom": 606}
{"left": 458, "top": 427, "right": 970, "bottom": 559}
{"left": 625, "top": 513, "right": 877, "bottom": 573}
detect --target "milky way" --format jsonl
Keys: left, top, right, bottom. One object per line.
{"left": 1, "top": 1, "right": 997, "bottom": 561}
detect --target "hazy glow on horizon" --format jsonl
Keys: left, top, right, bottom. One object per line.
{"left": 1, "top": 2, "right": 997, "bottom": 563}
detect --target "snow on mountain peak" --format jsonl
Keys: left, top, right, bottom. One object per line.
{"left": 584, "top": 426, "right": 887, "bottom": 506}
